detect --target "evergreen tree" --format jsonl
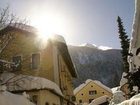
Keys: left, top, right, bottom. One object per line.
{"left": 117, "top": 16, "right": 130, "bottom": 73}
{"left": 117, "top": 16, "right": 136, "bottom": 98}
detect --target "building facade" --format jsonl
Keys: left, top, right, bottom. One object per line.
{"left": 74, "top": 79, "right": 112, "bottom": 105}
{"left": 0, "top": 23, "right": 77, "bottom": 105}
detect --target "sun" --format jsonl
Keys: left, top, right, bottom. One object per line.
{"left": 31, "top": 13, "right": 66, "bottom": 40}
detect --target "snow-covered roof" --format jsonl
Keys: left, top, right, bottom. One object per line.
{"left": 89, "top": 95, "right": 109, "bottom": 105}
{"left": 0, "top": 91, "right": 35, "bottom": 105}
{"left": 111, "top": 86, "right": 121, "bottom": 93}
{"left": 0, "top": 72, "right": 63, "bottom": 96}
{"left": 74, "top": 79, "right": 112, "bottom": 95}
{"left": 50, "top": 34, "right": 66, "bottom": 44}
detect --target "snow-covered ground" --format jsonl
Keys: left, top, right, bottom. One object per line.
{"left": 0, "top": 91, "right": 35, "bottom": 105}
{"left": 119, "top": 93, "right": 140, "bottom": 105}
{"left": 109, "top": 90, "right": 125, "bottom": 105}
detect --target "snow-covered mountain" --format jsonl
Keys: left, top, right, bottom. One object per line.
{"left": 68, "top": 45, "right": 123, "bottom": 88}
{"left": 78, "top": 43, "right": 112, "bottom": 50}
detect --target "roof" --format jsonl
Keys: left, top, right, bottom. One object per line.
{"left": 0, "top": 72, "right": 63, "bottom": 96}
{"left": 89, "top": 95, "right": 109, "bottom": 105}
{"left": 51, "top": 35, "right": 77, "bottom": 77}
{"left": 0, "top": 23, "right": 38, "bottom": 36}
{"left": 74, "top": 79, "right": 112, "bottom": 95}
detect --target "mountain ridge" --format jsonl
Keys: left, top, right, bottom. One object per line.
{"left": 68, "top": 45, "right": 123, "bottom": 88}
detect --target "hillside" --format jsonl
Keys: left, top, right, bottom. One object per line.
{"left": 68, "top": 45, "right": 123, "bottom": 88}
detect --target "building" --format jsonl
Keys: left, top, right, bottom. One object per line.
{"left": 74, "top": 79, "right": 112, "bottom": 105}
{"left": 0, "top": 23, "right": 77, "bottom": 105}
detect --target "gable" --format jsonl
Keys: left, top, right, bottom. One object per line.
{"left": 75, "top": 80, "right": 112, "bottom": 96}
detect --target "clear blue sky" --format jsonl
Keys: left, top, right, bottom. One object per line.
{"left": 0, "top": 0, "right": 135, "bottom": 49}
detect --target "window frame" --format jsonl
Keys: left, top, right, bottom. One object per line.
{"left": 12, "top": 55, "right": 22, "bottom": 71}
{"left": 31, "top": 53, "right": 40, "bottom": 70}
{"left": 89, "top": 90, "right": 97, "bottom": 95}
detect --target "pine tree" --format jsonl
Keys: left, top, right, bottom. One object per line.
{"left": 117, "top": 16, "right": 130, "bottom": 73}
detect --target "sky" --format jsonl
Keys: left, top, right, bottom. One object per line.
{"left": 0, "top": 0, "right": 135, "bottom": 49}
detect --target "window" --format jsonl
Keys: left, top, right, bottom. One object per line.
{"left": 89, "top": 90, "right": 97, "bottom": 95}
{"left": 12, "top": 56, "right": 22, "bottom": 70}
{"left": 32, "top": 53, "right": 40, "bottom": 69}
{"left": 89, "top": 99, "right": 94, "bottom": 103}
{"left": 32, "top": 95, "right": 38, "bottom": 104}
{"left": 81, "top": 93, "right": 83, "bottom": 96}
{"left": 79, "top": 99, "right": 82, "bottom": 103}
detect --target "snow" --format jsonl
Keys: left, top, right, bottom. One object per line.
{"left": 74, "top": 79, "right": 112, "bottom": 95}
{"left": 98, "top": 46, "right": 112, "bottom": 50}
{"left": 79, "top": 43, "right": 97, "bottom": 48}
{"left": 89, "top": 95, "right": 109, "bottom": 105}
{"left": 50, "top": 34, "right": 66, "bottom": 43}
{"left": 93, "top": 80, "right": 112, "bottom": 93}
{"left": 78, "top": 43, "right": 112, "bottom": 50}
{"left": 0, "top": 72, "right": 63, "bottom": 96}
{"left": 0, "top": 91, "right": 35, "bottom": 105}
{"left": 111, "top": 87, "right": 120, "bottom": 93}
{"left": 120, "top": 72, "right": 128, "bottom": 86}
{"left": 110, "top": 90, "right": 125, "bottom": 105}
{"left": 128, "top": 0, "right": 140, "bottom": 72}
{"left": 131, "top": 93, "right": 140, "bottom": 99}
{"left": 119, "top": 93, "right": 140, "bottom": 105}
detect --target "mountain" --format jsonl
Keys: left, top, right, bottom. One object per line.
{"left": 68, "top": 45, "right": 123, "bottom": 88}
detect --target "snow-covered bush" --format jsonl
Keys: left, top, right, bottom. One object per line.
{"left": 109, "top": 90, "right": 125, "bottom": 105}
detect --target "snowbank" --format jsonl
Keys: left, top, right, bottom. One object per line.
{"left": 89, "top": 95, "right": 109, "bottom": 105}
{"left": 0, "top": 91, "right": 35, "bottom": 105}
{"left": 0, "top": 72, "right": 63, "bottom": 96}
{"left": 74, "top": 79, "right": 112, "bottom": 95}
{"left": 119, "top": 93, "right": 140, "bottom": 105}
{"left": 110, "top": 90, "right": 125, "bottom": 105}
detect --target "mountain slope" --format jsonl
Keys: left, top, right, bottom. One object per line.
{"left": 68, "top": 45, "right": 123, "bottom": 88}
